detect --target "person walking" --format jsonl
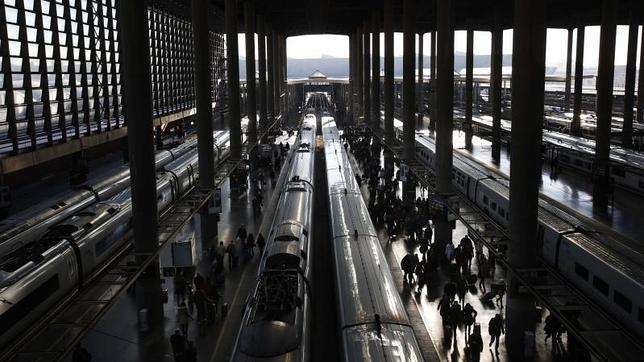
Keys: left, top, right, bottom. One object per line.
{"left": 488, "top": 313, "right": 504, "bottom": 354}
{"left": 467, "top": 326, "right": 484, "bottom": 361}
{"left": 173, "top": 272, "right": 186, "bottom": 305}
{"left": 170, "top": 329, "right": 187, "bottom": 362}
{"left": 227, "top": 240, "right": 236, "bottom": 270}
{"left": 246, "top": 234, "right": 255, "bottom": 257}
{"left": 177, "top": 301, "right": 193, "bottom": 337}
{"left": 462, "top": 303, "right": 478, "bottom": 338}
{"left": 401, "top": 252, "right": 416, "bottom": 284}
{"left": 257, "top": 233, "right": 266, "bottom": 256}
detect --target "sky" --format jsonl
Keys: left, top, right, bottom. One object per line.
{"left": 236, "top": 26, "right": 643, "bottom": 68}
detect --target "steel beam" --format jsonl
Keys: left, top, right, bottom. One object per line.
{"left": 384, "top": 0, "right": 394, "bottom": 139}
{"left": 572, "top": 27, "right": 585, "bottom": 136}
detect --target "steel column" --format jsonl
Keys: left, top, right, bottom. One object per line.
{"left": 272, "top": 30, "right": 280, "bottom": 118}
{"left": 429, "top": 30, "right": 437, "bottom": 131}
{"left": 357, "top": 28, "right": 363, "bottom": 122}
{"left": 226, "top": 0, "right": 242, "bottom": 159}
{"left": 267, "top": 26, "right": 275, "bottom": 121}
{"left": 490, "top": 8, "right": 503, "bottom": 162}
{"left": 384, "top": 0, "right": 394, "bottom": 139}
{"left": 244, "top": 2, "right": 257, "bottom": 145}
{"left": 507, "top": 0, "right": 545, "bottom": 356}
{"left": 402, "top": 0, "right": 416, "bottom": 161}
{"left": 435, "top": 0, "right": 455, "bottom": 253}
{"left": 465, "top": 29, "right": 474, "bottom": 150}
{"left": 622, "top": 7, "right": 639, "bottom": 148}
{"left": 363, "top": 23, "right": 371, "bottom": 125}
{"left": 417, "top": 33, "right": 423, "bottom": 128}
{"left": 257, "top": 16, "right": 268, "bottom": 133}
{"left": 572, "top": 27, "right": 585, "bottom": 136}
{"left": 564, "top": 28, "right": 573, "bottom": 112}
{"left": 372, "top": 13, "right": 380, "bottom": 130}
{"left": 118, "top": 0, "right": 163, "bottom": 326}
{"left": 593, "top": 0, "right": 618, "bottom": 208}
{"left": 193, "top": 0, "right": 215, "bottom": 187}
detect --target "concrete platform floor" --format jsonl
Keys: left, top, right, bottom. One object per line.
{"left": 347, "top": 143, "right": 571, "bottom": 362}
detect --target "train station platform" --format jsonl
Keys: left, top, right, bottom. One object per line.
{"left": 345, "top": 138, "right": 572, "bottom": 362}
{"left": 71, "top": 132, "right": 297, "bottom": 362}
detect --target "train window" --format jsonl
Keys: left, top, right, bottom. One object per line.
{"left": 498, "top": 207, "right": 505, "bottom": 218}
{"left": 483, "top": 195, "right": 488, "bottom": 205}
{"left": 0, "top": 275, "right": 60, "bottom": 335}
{"left": 491, "top": 202, "right": 497, "bottom": 211}
{"left": 613, "top": 290, "right": 632, "bottom": 313}
{"left": 574, "top": 159, "right": 583, "bottom": 167}
{"left": 592, "top": 276, "right": 609, "bottom": 296}
{"left": 639, "top": 179, "right": 644, "bottom": 189}
{"left": 639, "top": 308, "right": 644, "bottom": 324}
{"left": 574, "top": 263, "right": 588, "bottom": 281}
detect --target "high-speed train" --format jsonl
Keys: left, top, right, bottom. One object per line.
{"left": 449, "top": 112, "right": 644, "bottom": 194}
{"left": 0, "top": 131, "right": 233, "bottom": 348}
{"left": 323, "top": 117, "right": 423, "bottom": 361}
{"left": 232, "top": 114, "right": 317, "bottom": 361}
{"left": 0, "top": 130, "right": 231, "bottom": 264}
{"left": 411, "top": 130, "right": 644, "bottom": 341}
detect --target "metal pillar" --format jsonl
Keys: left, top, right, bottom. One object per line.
{"left": 490, "top": 9, "right": 503, "bottom": 162}
{"left": 465, "top": 29, "right": 474, "bottom": 150}
{"left": 507, "top": 0, "right": 545, "bottom": 357}
{"left": 244, "top": 2, "right": 257, "bottom": 145}
{"left": 593, "top": 0, "right": 618, "bottom": 209}
{"left": 435, "top": 0, "right": 454, "bottom": 255}
{"left": 226, "top": 0, "right": 242, "bottom": 159}
{"left": 402, "top": 0, "right": 416, "bottom": 161}
{"left": 638, "top": 24, "right": 644, "bottom": 124}
{"left": 384, "top": 0, "right": 394, "bottom": 139}
{"left": 363, "top": 23, "right": 371, "bottom": 125}
{"left": 257, "top": 16, "right": 267, "bottom": 134}
{"left": 402, "top": 0, "right": 416, "bottom": 206}
{"left": 372, "top": 12, "right": 381, "bottom": 131}
{"left": 267, "top": 26, "right": 275, "bottom": 121}
{"left": 572, "top": 26, "right": 585, "bottom": 136}
{"left": 118, "top": 0, "right": 163, "bottom": 327}
{"left": 193, "top": 0, "right": 215, "bottom": 187}
{"left": 417, "top": 33, "right": 424, "bottom": 128}
{"left": 429, "top": 31, "right": 437, "bottom": 131}
{"left": 622, "top": 7, "right": 639, "bottom": 148}
{"left": 349, "top": 33, "right": 355, "bottom": 124}
{"left": 564, "top": 29, "right": 573, "bottom": 112}
{"left": 356, "top": 27, "right": 364, "bottom": 123}
{"left": 272, "top": 31, "right": 280, "bottom": 118}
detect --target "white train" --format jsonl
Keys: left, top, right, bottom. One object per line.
{"left": 323, "top": 117, "right": 423, "bottom": 361}
{"left": 0, "top": 130, "right": 231, "bottom": 264}
{"left": 412, "top": 131, "right": 644, "bottom": 341}
{"left": 0, "top": 132, "right": 233, "bottom": 349}
{"left": 232, "top": 114, "right": 317, "bottom": 361}
{"left": 542, "top": 130, "right": 644, "bottom": 195}
{"left": 453, "top": 113, "right": 644, "bottom": 195}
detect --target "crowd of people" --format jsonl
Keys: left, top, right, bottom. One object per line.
{"left": 342, "top": 127, "right": 541, "bottom": 360}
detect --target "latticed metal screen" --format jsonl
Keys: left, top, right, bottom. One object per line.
{"left": 0, "top": 0, "right": 122, "bottom": 154}
{"left": 0, "top": 1, "right": 226, "bottom": 157}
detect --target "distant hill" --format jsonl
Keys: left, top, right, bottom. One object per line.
{"left": 239, "top": 53, "right": 513, "bottom": 80}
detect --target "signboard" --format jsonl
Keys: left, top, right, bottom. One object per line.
{"left": 400, "top": 163, "right": 409, "bottom": 182}
{"left": 208, "top": 188, "right": 222, "bottom": 215}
